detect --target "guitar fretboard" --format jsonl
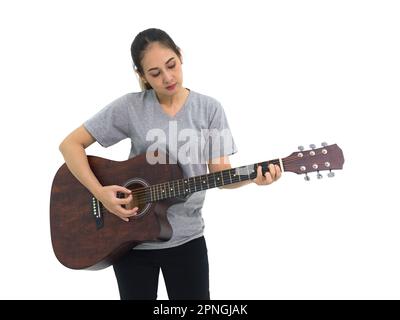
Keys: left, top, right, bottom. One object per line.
{"left": 136, "top": 159, "right": 281, "bottom": 204}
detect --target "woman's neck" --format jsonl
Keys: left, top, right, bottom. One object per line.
{"left": 155, "top": 87, "right": 189, "bottom": 109}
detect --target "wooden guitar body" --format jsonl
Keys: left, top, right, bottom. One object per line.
{"left": 50, "top": 153, "right": 184, "bottom": 270}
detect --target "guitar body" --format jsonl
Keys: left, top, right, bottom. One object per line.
{"left": 50, "top": 153, "right": 184, "bottom": 270}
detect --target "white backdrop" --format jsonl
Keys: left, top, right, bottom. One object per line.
{"left": 1, "top": 0, "right": 399, "bottom": 299}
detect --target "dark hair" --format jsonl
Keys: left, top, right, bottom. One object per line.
{"left": 131, "top": 28, "right": 181, "bottom": 90}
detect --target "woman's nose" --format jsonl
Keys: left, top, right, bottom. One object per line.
{"left": 162, "top": 70, "right": 173, "bottom": 84}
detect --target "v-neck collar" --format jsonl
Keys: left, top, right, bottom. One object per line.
{"left": 151, "top": 88, "right": 191, "bottom": 119}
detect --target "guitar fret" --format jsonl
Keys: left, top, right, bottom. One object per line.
{"left": 199, "top": 177, "right": 203, "bottom": 190}
{"left": 246, "top": 166, "right": 250, "bottom": 180}
{"left": 203, "top": 175, "right": 209, "bottom": 190}
{"left": 198, "top": 175, "right": 203, "bottom": 190}
{"left": 200, "top": 175, "right": 205, "bottom": 190}
{"left": 146, "top": 161, "right": 273, "bottom": 203}
{"left": 179, "top": 179, "right": 184, "bottom": 197}
{"left": 196, "top": 176, "right": 201, "bottom": 190}
{"left": 194, "top": 176, "right": 200, "bottom": 192}
{"left": 157, "top": 184, "right": 161, "bottom": 200}
{"left": 230, "top": 168, "right": 240, "bottom": 183}
{"left": 175, "top": 180, "right": 179, "bottom": 197}
{"left": 186, "top": 178, "right": 190, "bottom": 194}
{"left": 215, "top": 171, "right": 223, "bottom": 187}
{"left": 164, "top": 182, "right": 169, "bottom": 199}
{"left": 237, "top": 168, "right": 242, "bottom": 182}
{"left": 226, "top": 169, "right": 232, "bottom": 184}
{"left": 183, "top": 179, "right": 189, "bottom": 195}
{"left": 188, "top": 177, "right": 195, "bottom": 194}
{"left": 188, "top": 178, "right": 193, "bottom": 194}
{"left": 234, "top": 166, "right": 248, "bottom": 181}
{"left": 207, "top": 173, "right": 216, "bottom": 188}
{"left": 174, "top": 180, "right": 178, "bottom": 197}
{"left": 163, "top": 183, "right": 167, "bottom": 198}
{"left": 170, "top": 181, "right": 174, "bottom": 197}
{"left": 160, "top": 183, "right": 164, "bottom": 200}
{"left": 178, "top": 179, "right": 183, "bottom": 197}
{"left": 161, "top": 183, "right": 166, "bottom": 199}
{"left": 222, "top": 170, "right": 230, "bottom": 185}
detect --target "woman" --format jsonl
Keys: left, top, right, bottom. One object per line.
{"left": 59, "top": 28, "right": 281, "bottom": 300}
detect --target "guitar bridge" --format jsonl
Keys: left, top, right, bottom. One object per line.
{"left": 91, "top": 197, "right": 104, "bottom": 230}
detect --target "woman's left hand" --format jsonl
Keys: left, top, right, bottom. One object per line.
{"left": 253, "top": 164, "right": 282, "bottom": 185}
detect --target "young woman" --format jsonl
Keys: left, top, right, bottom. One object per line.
{"left": 59, "top": 28, "right": 281, "bottom": 300}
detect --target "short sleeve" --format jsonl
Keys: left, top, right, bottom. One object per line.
{"left": 84, "top": 94, "right": 131, "bottom": 147}
{"left": 205, "top": 100, "right": 238, "bottom": 162}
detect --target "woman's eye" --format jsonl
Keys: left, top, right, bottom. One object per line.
{"left": 148, "top": 63, "right": 174, "bottom": 77}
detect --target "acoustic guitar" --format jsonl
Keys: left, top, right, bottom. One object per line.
{"left": 50, "top": 143, "right": 344, "bottom": 270}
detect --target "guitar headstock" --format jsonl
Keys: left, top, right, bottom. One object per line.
{"left": 282, "top": 143, "right": 344, "bottom": 180}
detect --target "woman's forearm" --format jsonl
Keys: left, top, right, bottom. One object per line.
{"left": 59, "top": 142, "right": 103, "bottom": 198}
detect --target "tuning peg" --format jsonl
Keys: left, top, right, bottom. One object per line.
{"left": 321, "top": 142, "right": 328, "bottom": 147}
{"left": 298, "top": 145, "right": 304, "bottom": 151}
{"left": 328, "top": 170, "right": 335, "bottom": 178}
{"left": 317, "top": 171, "right": 323, "bottom": 179}
{"left": 304, "top": 173, "right": 310, "bottom": 181}
{"left": 309, "top": 144, "right": 316, "bottom": 149}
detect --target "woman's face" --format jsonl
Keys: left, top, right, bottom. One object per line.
{"left": 139, "top": 42, "right": 183, "bottom": 96}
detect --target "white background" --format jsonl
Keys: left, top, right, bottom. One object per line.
{"left": 0, "top": 0, "right": 399, "bottom": 299}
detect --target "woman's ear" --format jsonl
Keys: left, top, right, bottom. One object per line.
{"left": 135, "top": 70, "right": 146, "bottom": 82}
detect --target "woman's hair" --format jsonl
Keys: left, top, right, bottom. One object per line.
{"left": 131, "top": 28, "right": 181, "bottom": 91}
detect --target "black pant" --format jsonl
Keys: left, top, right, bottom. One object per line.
{"left": 113, "top": 236, "right": 210, "bottom": 300}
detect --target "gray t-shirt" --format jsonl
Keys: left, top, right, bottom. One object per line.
{"left": 84, "top": 88, "right": 237, "bottom": 249}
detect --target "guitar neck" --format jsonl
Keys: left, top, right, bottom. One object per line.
{"left": 143, "top": 158, "right": 282, "bottom": 203}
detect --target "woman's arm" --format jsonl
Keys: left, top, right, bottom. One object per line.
{"left": 59, "top": 125, "right": 138, "bottom": 221}
{"left": 208, "top": 156, "right": 281, "bottom": 189}
{"left": 59, "top": 125, "right": 102, "bottom": 196}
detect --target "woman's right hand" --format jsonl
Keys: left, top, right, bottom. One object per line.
{"left": 95, "top": 185, "right": 139, "bottom": 222}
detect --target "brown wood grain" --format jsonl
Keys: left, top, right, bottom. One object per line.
{"left": 50, "top": 153, "right": 183, "bottom": 270}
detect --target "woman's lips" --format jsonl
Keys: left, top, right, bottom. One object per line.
{"left": 166, "top": 83, "right": 176, "bottom": 91}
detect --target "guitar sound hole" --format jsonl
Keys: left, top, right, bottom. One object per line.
{"left": 121, "top": 180, "right": 151, "bottom": 218}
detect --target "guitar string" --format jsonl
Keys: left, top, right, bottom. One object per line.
{"left": 120, "top": 159, "right": 282, "bottom": 201}
{"left": 113, "top": 171, "right": 245, "bottom": 205}
{"left": 95, "top": 155, "right": 333, "bottom": 207}
{"left": 115, "top": 154, "right": 325, "bottom": 199}
{"left": 93, "top": 150, "right": 339, "bottom": 214}
{"left": 114, "top": 155, "right": 331, "bottom": 203}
